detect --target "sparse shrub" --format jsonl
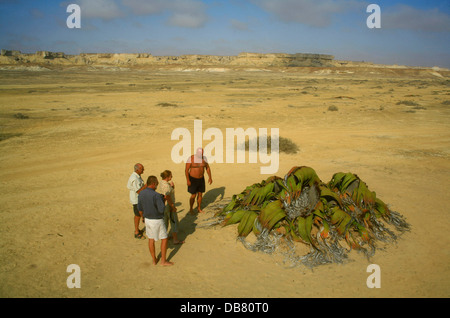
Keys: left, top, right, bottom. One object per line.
{"left": 157, "top": 102, "right": 178, "bottom": 107}
{"left": 244, "top": 136, "right": 299, "bottom": 154}
{"left": 14, "top": 113, "right": 29, "bottom": 119}
{"left": 328, "top": 105, "right": 339, "bottom": 111}
{"left": 396, "top": 100, "right": 419, "bottom": 106}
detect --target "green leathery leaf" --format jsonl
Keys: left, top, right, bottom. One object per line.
{"left": 296, "top": 214, "right": 314, "bottom": 244}
{"left": 312, "top": 201, "right": 325, "bottom": 218}
{"left": 352, "top": 180, "right": 376, "bottom": 206}
{"left": 238, "top": 211, "right": 258, "bottom": 237}
{"left": 266, "top": 209, "right": 286, "bottom": 230}
{"left": 319, "top": 185, "right": 341, "bottom": 205}
{"left": 223, "top": 209, "right": 247, "bottom": 226}
{"left": 374, "top": 198, "right": 388, "bottom": 217}
{"left": 274, "top": 178, "right": 287, "bottom": 194}
{"left": 285, "top": 175, "right": 297, "bottom": 193}
{"left": 336, "top": 214, "right": 353, "bottom": 235}
{"left": 328, "top": 172, "right": 346, "bottom": 189}
{"left": 293, "top": 166, "right": 319, "bottom": 186}
{"left": 259, "top": 200, "right": 283, "bottom": 228}
{"left": 330, "top": 206, "right": 347, "bottom": 225}
{"left": 341, "top": 173, "right": 358, "bottom": 192}
{"left": 222, "top": 196, "right": 237, "bottom": 213}
{"left": 243, "top": 186, "right": 260, "bottom": 205}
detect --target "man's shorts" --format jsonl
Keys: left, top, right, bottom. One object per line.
{"left": 145, "top": 218, "right": 168, "bottom": 241}
{"left": 188, "top": 176, "right": 205, "bottom": 194}
{"left": 132, "top": 204, "right": 140, "bottom": 217}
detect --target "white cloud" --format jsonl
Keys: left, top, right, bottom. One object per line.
{"left": 383, "top": 5, "right": 450, "bottom": 32}
{"left": 167, "top": 0, "right": 208, "bottom": 28}
{"left": 121, "top": 0, "right": 167, "bottom": 15}
{"left": 121, "top": 0, "right": 208, "bottom": 28}
{"left": 253, "top": 0, "right": 365, "bottom": 27}
{"left": 77, "top": 0, "right": 124, "bottom": 20}
{"left": 62, "top": 0, "right": 208, "bottom": 28}
{"left": 169, "top": 12, "right": 206, "bottom": 28}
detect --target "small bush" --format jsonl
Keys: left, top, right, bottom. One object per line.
{"left": 328, "top": 105, "right": 339, "bottom": 111}
{"left": 14, "top": 113, "right": 29, "bottom": 119}
{"left": 244, "top": 136, "right": 299, "bottom": 154}
{"left": 156, "top": 102, "right": 178, "bottom": 107}
{"left": 396, "top": 100, "right": 419, "bottom": 106}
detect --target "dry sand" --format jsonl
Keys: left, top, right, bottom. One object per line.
{"left": 0, "top": 65, "right": 449, "bottom": 298}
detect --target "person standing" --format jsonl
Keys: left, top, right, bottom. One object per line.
{"left": 160, "top": 170, "right": 184, "bottom": 245}
{"left": 138, "top": 176, "right": 173, "bottom": 266}
{"left": 185, "top": 147, "right": 212, "bottom": 214}
{"left": 127, "top": 163, "right": 146, "bottom": 239}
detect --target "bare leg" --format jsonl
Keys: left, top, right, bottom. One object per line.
{"left": 197, "top": 192, "right": 203, "bottom": 213}
{"left": 134, "top": 215, "right": 140, "bottom": 234}
{"left": 148, "top": 239, "right": 158, "bottom": 265}
{"left": 189, "top": 194, "right": 196, "bottom": 214}
{"left": 160, "top": 238, "right": 174, "bottom": 266}
{"left": 172, "top": 232, "right": 184, "bottom": 244}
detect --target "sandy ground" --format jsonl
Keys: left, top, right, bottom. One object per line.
{"left": 0, "top": 66, "right": 449, "bottom": 298}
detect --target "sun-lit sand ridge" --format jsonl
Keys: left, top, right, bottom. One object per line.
{"left": 0, "top": 50, "right": 449, "bottom": 297}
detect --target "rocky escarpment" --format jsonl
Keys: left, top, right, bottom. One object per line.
{"left": 0, "top": 50, "right": 335, "bottom": 68}
{"left": 1, "top": 49, "right": 449, "bottom": 78}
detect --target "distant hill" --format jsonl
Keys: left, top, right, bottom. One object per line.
{"left": 1, "top": 49, "right": 449, "bottom": 78}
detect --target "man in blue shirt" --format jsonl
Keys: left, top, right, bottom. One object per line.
{"left": 138, "top": 175, "right": 174, "bottom": 266}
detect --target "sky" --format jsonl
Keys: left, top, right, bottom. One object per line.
{"left": 0, "top": 0, "right": 449, "bottom": 67}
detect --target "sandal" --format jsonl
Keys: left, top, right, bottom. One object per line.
{"left": 134, "top": 233, "right": 145, "bottom": 239}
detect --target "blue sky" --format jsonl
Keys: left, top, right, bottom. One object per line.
{"left": 0, "top": 0, "right": 449, "bottom": 67}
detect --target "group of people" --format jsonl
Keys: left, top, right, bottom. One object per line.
{"left": 126, "top": 148, "right": 212, "bottom": 266}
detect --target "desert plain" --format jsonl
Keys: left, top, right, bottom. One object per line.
{"left": 0, "top": 61, "right": 449, "bottom": 298}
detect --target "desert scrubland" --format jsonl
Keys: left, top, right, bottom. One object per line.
{"left": 0, "top": 58, "right": 449, "bottom": 297}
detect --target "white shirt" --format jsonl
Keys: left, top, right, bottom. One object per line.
{"left": 127, "top": 171, "right": 144, "bottom": 205}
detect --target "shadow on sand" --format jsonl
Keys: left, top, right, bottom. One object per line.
{"left": 166, "top": 187, "right": 225, "bottom": 262}
{"left": 202, "top": 186, "right": 225, "bottom": 207}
